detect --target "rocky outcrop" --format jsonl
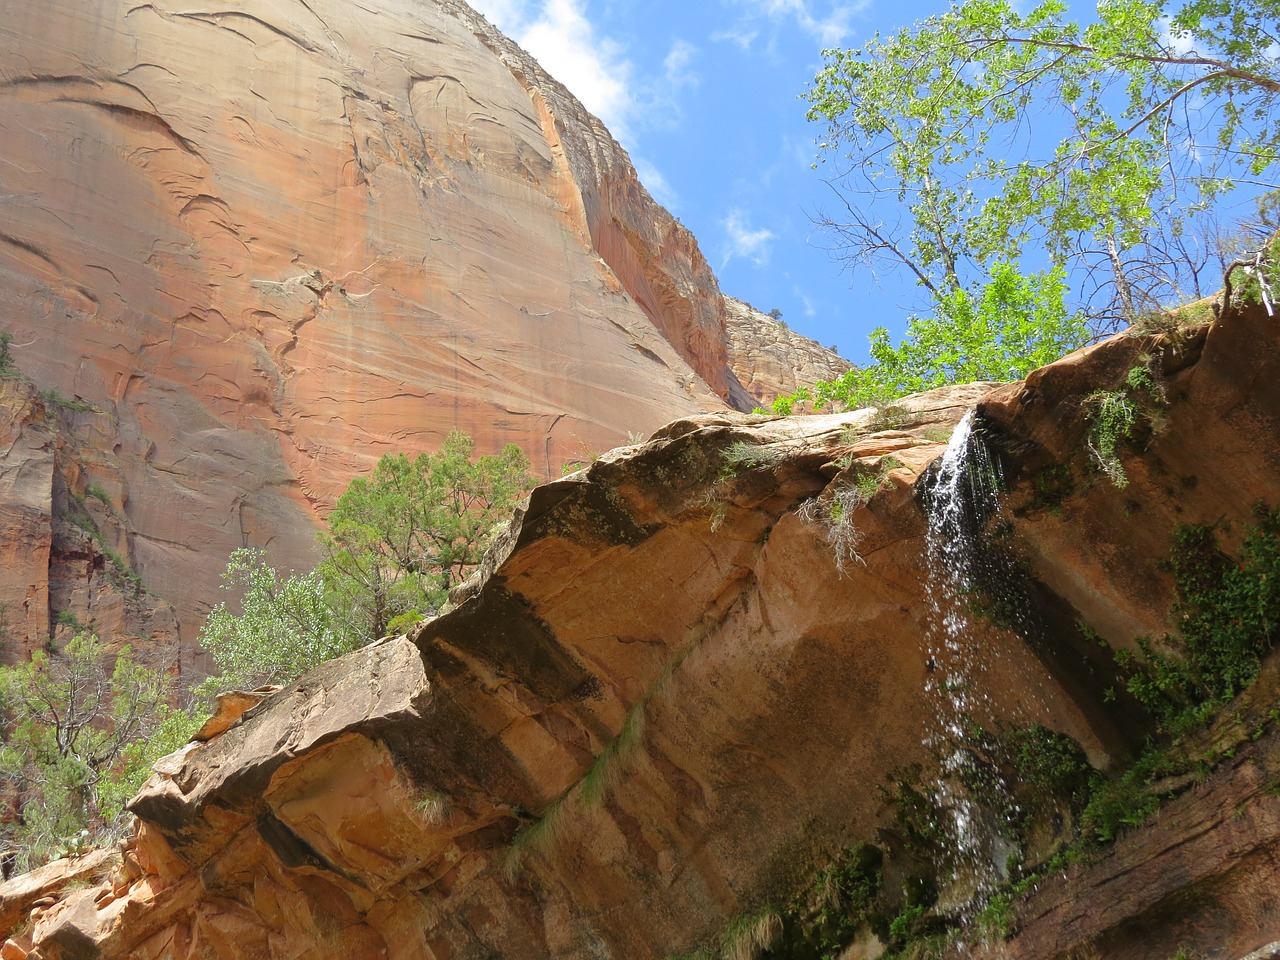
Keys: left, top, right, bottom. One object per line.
{"left": 0, "top": 376, "right": 180, "bottom": 658}
{"left": 3, "top": 384, "right": 1046, "bottom": 960}
{"left": 8, "top": 300, "right": 1280, "bottom": 960}
{"left": 723, "top": 297, "right": 854, "bottom": 408}
{"left": 0, "top": 0, "right": 753, "bottom": 654}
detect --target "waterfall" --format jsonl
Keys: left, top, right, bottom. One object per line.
{"left": 921, "top": 412, "right": 1018, "bottom": 903}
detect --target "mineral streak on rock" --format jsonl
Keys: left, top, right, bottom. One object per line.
{"left": 0, "top": 0, "right": 752, "bottom": 652}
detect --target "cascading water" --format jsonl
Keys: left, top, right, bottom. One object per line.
{"left": 921, "top": 412, "right": 1019, "bottom": 905}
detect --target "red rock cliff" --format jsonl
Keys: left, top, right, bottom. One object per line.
{"left": 0, "top": 0, "right": 751, "bottom": 656}
{"left": 6, "top": 299, "right": 1280, "bottom": 960}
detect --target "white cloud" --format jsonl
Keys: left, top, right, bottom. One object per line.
{"left": 664, "top": 39, "right": 700, "bottom": 89}
{"left": 523, "top": 0, "right": 639, "bottom": 140}
{"left": 711, "top": 27, "right": 759, "bottom": 50}
{"left": 722, "top": 209, "right": 775, "bottom": 268}
{"left": 469, "top": 0, "right": 534, "bottom": 31}
{"left": 1157, "top": 17, "right": 1197, "bottom": 55}
{"left": 723, "top": 0, "right": 864, "bottom": 49}
{"left": 468, "top": 2, "right": 698, "bottom": 150}
{"left": 634, "top": 157, "right": 679, "bottom": 210}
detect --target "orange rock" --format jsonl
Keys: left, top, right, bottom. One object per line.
{"left": 0, "top": 0, "right": 752, "bottom": 653}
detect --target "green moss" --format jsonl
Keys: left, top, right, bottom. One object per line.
{"left": 580, "top": 707, "right": 645, "bottom": 806}
{"left": 1032, "top": 463, "right": 1075, "bottom": 511}
{"left": 504, "top": 796, "right": 567, "bottom": 879}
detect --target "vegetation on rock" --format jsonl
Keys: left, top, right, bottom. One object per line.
{"left": 199, "top": 431, "right": 534, "bottom": 693}
{"left": 772, "top": 264, "right": 1088, "bottom": 414}
{"left": 0, "top": 635, "right": 197, "bottom": 871}
{"left": 319, "top": 433, "right": 534, "bottom": 640}
{"left": 0, "top": 432, "right": 533, "bottom": 872}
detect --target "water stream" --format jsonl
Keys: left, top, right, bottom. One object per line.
{"left": 921, "top": 412, "right": 1018, "bottom": 904}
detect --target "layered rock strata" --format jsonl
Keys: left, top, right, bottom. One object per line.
{"left": 0, "top": 0, "right": 751, "bottom": 653}
{"left": 5, "top": 306, "right": 1280, "bottom": 957}
{"left": 0, "top": 376, "right": 180, "bottom": 661}
{"left": 723, "top": 296, "right": 853, "bottom": 408}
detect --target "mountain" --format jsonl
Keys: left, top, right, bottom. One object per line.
{"left": 0, "top": 0, "right": 800, "bottom": 659}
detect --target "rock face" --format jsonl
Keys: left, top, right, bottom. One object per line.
{"left": 723, "top": 297, "right": 854, "bottom": 408}
{"left": 0, "top": 376, "right": 180, "bottom": 660}
{"left": 0, "top": 0, "right": 754, "bottom": 656}
{"left": 6, "top": 300, "right": 1280, "bottom": 960}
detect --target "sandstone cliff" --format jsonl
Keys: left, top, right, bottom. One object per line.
{"left": 0, "top": 0, "right": 755, "bottom": 657}
{"left": 4, "top": 299, "right": 1279, "bottom": 960}
{"left": 723, "top": 297, "right": 853, "bottom": 408}
{"left": 0, "top": 375, "right": 180, "bottom": 660}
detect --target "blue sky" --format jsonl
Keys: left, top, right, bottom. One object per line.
{"left": 467, "top": 1, "right": 1271, "bottom": 366}
{"left": 468, "top": 0, "right": 909, "bottom": 362}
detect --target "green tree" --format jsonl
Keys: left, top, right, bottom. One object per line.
{"left": 774, "top": 264, "right": 1088, "bottom": 413}
{"left": 809, "top": 0, "right": 1280, "bottom": 329}
{"left": 197, "top": 433, "right": 535, "bottom": 691}
{"left": 0, "top": 634, "right": 196, "bottom": 869}
{"left": 321, "top": 432, "right": 534, "bottom": 639}
{"left": 196, "top": 548, "right": 354, "bottom": 693}
{"left": 0, "top": 332, "right": 14, "bottom": 376}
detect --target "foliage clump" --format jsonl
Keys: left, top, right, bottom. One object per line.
{"left": 773, "top": 265, "right": 1087, "bottom": 414}
{"left": 799, "top": 456, "right": 903, "bottom": 573}
{"left": 199, "top": 432, "right": 534, "bottom": 693}
{"left": 321, "top": 433, "right": 534, "bottom": 639}
{"left": 1117, "top": 506, "right": 1280, "bottom": 722}
{"left": 198, "top": 548, "right": 353, "bottom": 693}
{"left": 807, "top": 0, "right": 1280, "bottom": 330}
{"left": 0, "top": 635, "right": 197, "bottom": 871}
{"left": 1086, "top": 361, "right": 1165, "bottom": 488}
{"left": 0, "top": 332, "right": 15, "bottom": 377}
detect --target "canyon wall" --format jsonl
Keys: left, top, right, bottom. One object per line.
{"left": 0, "top": 0, "right": 754, "bottom": 656}
{"left": 722, "top": 296, "right": 853, "bottom": 408}
{"left": 4, "top": 300, "right": 1279, "bottom": 960}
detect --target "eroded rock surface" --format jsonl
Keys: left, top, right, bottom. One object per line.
{"left": 723, "top": 297, "right": 854, "bottom": 408}
{"left": 0, "top": 376, "right": 180, "bottom": 659}
{"left": 7, "top": 303, "right": 1280, "bottom": 959}
{"left": 0, "top": 0, "right": 753, "bottom": 653}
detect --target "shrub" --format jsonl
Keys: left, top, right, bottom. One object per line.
{"left": 1085, "top": 391, "right": 1139, "bottom": 487}
{"left": 0, "top": 635, "right": 197, "bottom": 869}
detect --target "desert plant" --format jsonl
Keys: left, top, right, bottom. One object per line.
{"left": 412, "top": 791, "right": 453, "bottom": 826}
{"left": 719, "top": 441, "right": 784, "bottom": 480}
{"left": 197, "top": 548, "right": 355, "bottom": 694}
{"left": 799, "top": 456, "right": 902, "bottom": 573}
{"left": 721, "top": 906, "right": 783, "bottom": 960}
{"left": 53, "top": 610, "right": 82, "bottom": 630}
{"left": 39, "top": 389, "right": 92, "bottom": 412}
{"left": 83, "top": 483, "right": 111, "bottom": 507}
{"left": 0, "top": 634, "right": 197, "bottom": 870}
{"left": 1085, "top": 391, "right": 1139, "bottom": 487}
